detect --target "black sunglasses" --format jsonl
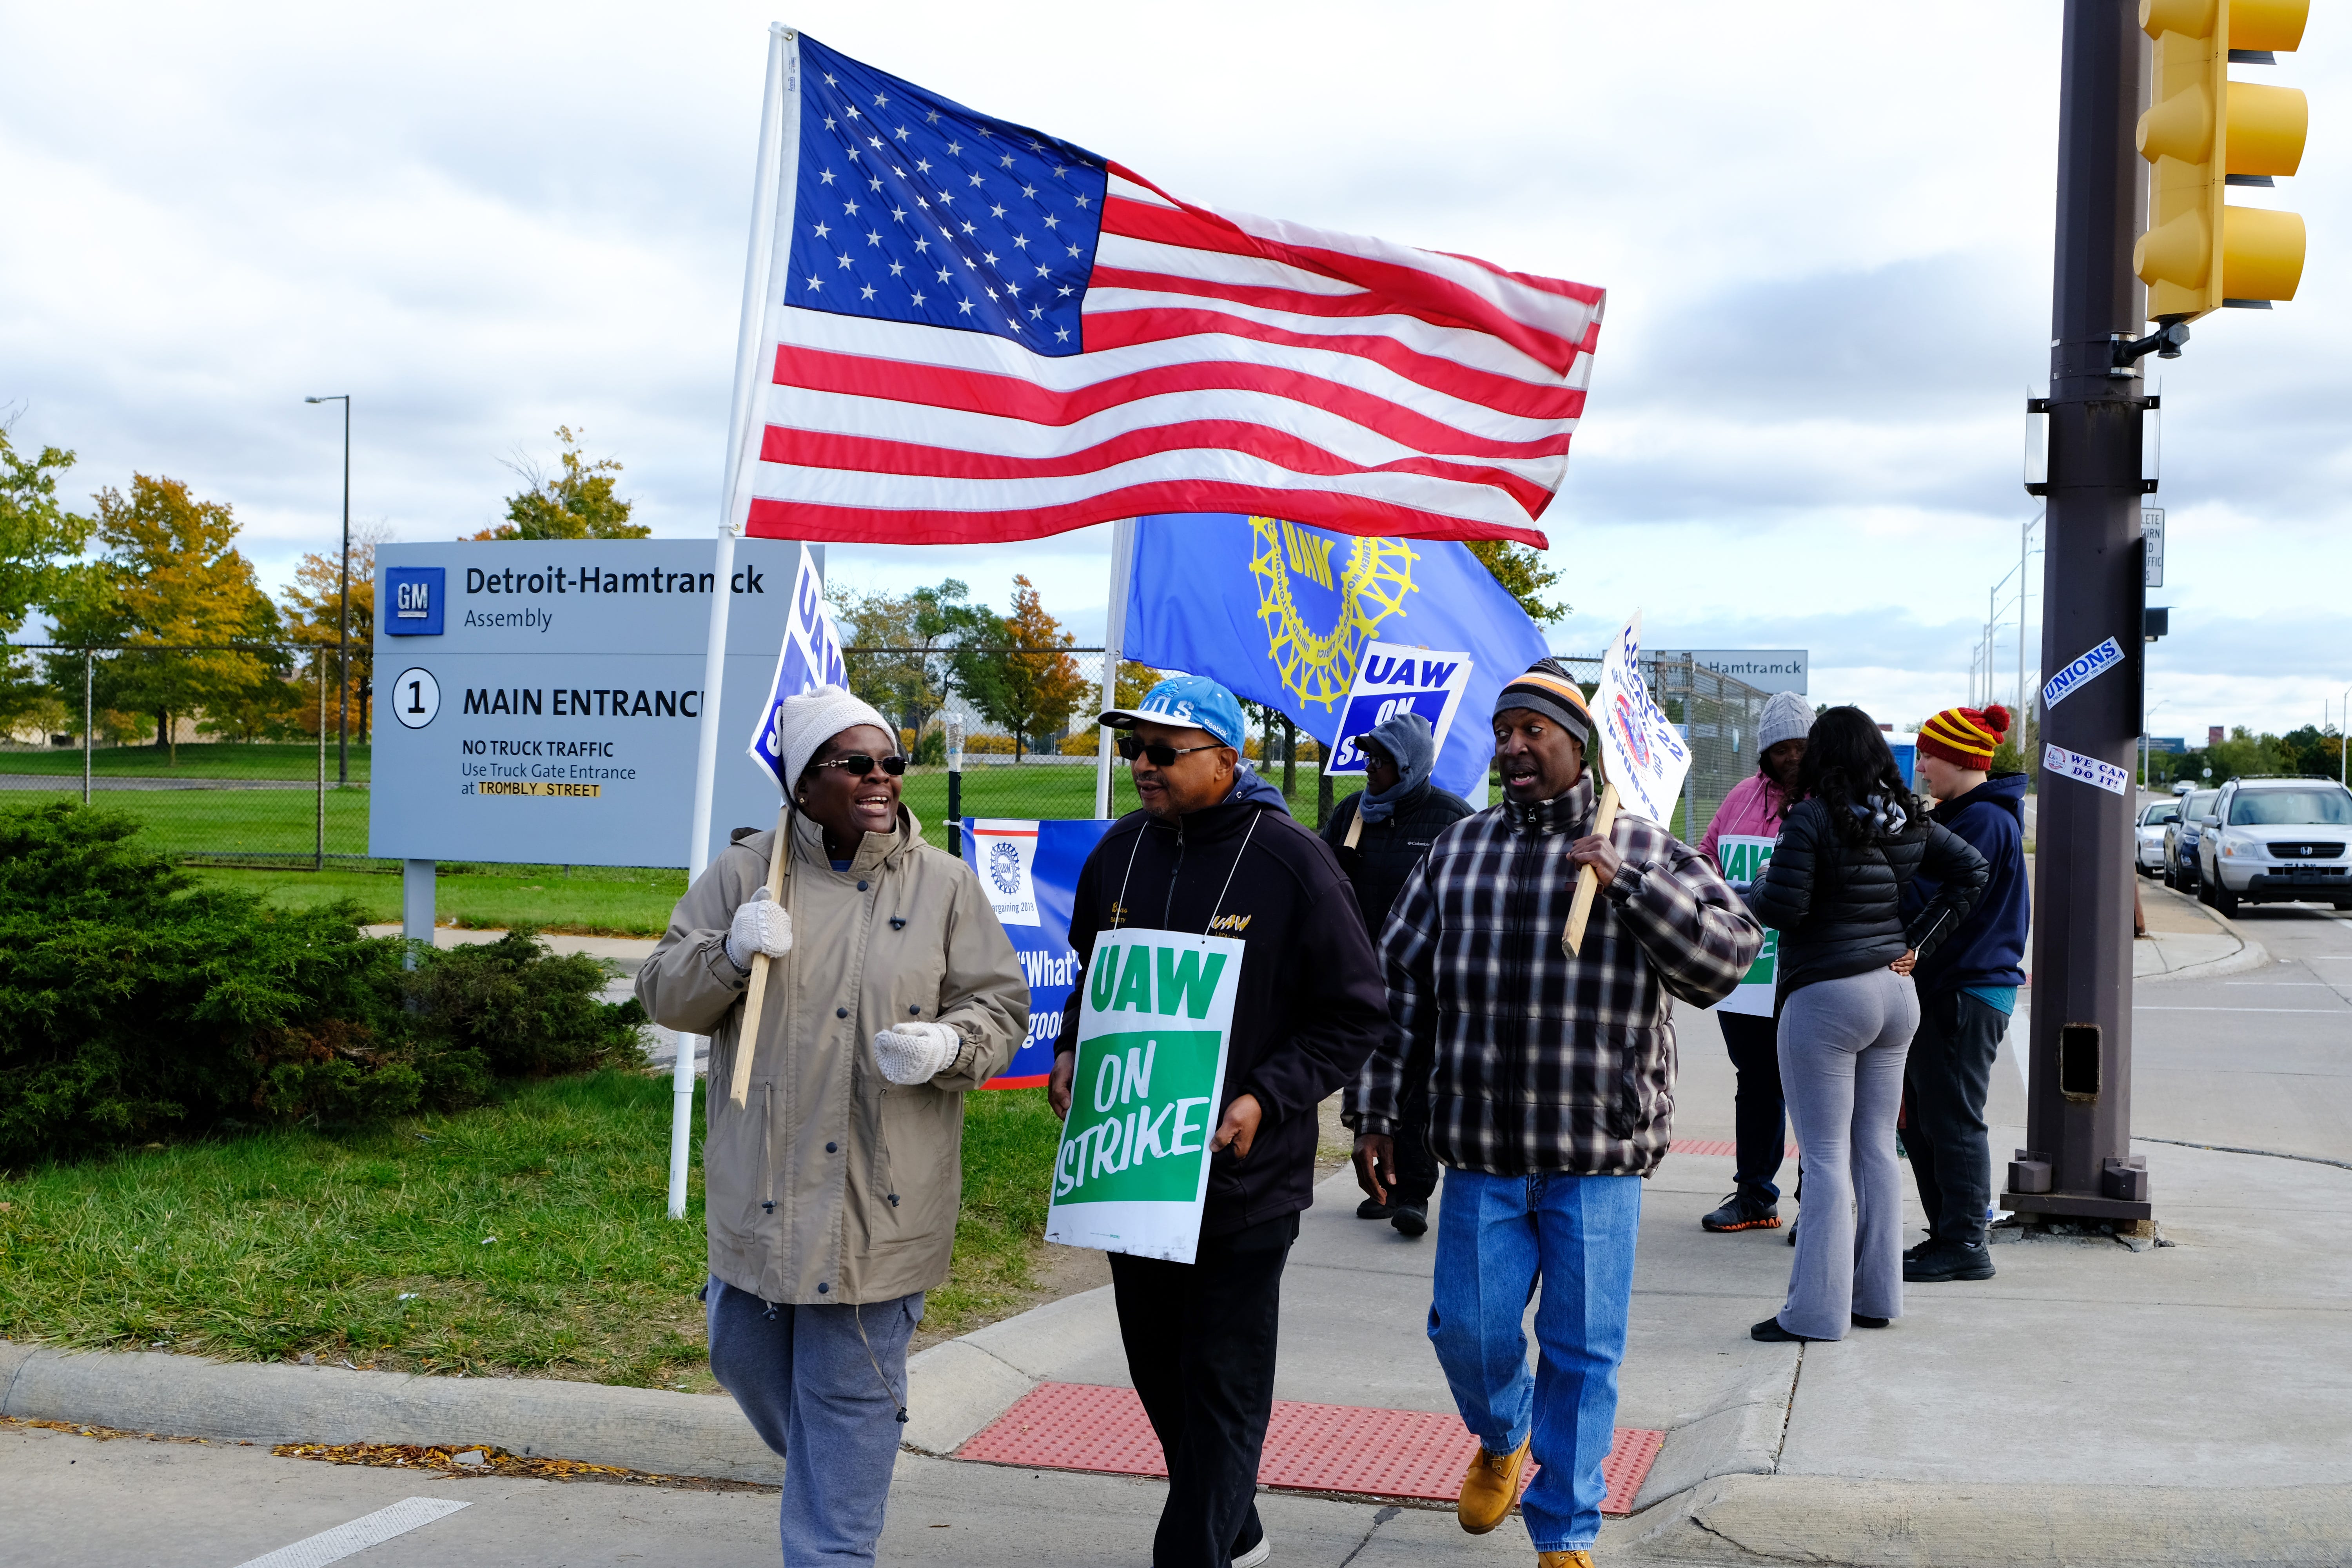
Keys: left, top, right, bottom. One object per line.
{"left": 1116, "top": 733, "right": 1225, "bottom": 766}
{"left": 812, "top": 752, "right": 907, "bottom": 777}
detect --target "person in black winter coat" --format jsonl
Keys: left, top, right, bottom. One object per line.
{"left": 1051, "top": 675, "right": 1387, "bottom": 1568}
{"left": 1742, "top": 708, "right": 1988, "bottom": 1344}
{"left": 1325, "top": 710, "right": 1475, "bottom": 1237}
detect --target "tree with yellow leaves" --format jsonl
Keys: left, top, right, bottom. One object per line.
{"left": 471, "top": 427, "right": 650, "bottom": 540}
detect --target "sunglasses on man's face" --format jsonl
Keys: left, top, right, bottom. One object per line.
{"left": 812, "top": 752, "right": 907, "bottom": 777}
{"left": 1116, "top": 733, "right": 1224, "bottom": 767}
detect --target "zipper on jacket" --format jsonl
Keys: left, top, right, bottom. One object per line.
{"left": 1161, "top": 818, "right": 1187, "bottom": 929}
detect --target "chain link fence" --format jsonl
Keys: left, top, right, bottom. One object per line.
{"left": 0, "top": 641, "right": 373, "bottom": 867}
{"left": 2, "top": 640, "right": 1778, "bottom": 863}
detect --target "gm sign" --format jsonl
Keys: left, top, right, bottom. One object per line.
{"left": 385, "top": 566, "right": 445, "bottom": 635}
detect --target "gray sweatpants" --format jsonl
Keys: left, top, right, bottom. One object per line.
{"left": 707, "top": 1278, "right": 923, "bottom": 1566}
{"left": 1776, "top": 969, "right": 1918, "bottom": 1340}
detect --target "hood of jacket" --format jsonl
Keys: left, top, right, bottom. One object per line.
{"left": 1221, "top": 766, "right": 1293, "bottom": 815}
{"left": 1933, "top": 771, "right": 2027, "bottom": 826}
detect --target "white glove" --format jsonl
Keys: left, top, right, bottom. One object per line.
{"left": 724, "top": 887, "right": 793, "bottom": 971}
{"left": 874, "top": 1021, "right": 961, "bottom": 1085}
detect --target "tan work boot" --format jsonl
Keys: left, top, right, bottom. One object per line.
{"left": 1537, "top": 1553, "right": 1595, "bottom": 1568}
{"left": 1457, "top": 1433, "right": 1532, "bottom": 1534}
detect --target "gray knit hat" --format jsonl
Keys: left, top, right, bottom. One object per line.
{"left": 1758, "top": 691, "right": 1813, "bottom": 757}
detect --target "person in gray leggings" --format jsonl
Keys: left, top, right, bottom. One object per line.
{"left": 1742, "top": 708, "right": 1987, "bottom": 1343}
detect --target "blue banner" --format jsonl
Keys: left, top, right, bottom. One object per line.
{"left": 746, "top": 544, "right": 850, "bottom": 791}
{"left": 1123, "top": 514, "right": 1552, "bottom": 801}
{"left": 962, "top": 816, "right": 1112, "bottom": 1088}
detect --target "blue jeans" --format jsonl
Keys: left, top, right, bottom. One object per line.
{"left": 707, "top": 1278, "right": 923, "bottom": 1566}
{"left": 1428, "top": 1168, "right": 1642, "bottom": 1554}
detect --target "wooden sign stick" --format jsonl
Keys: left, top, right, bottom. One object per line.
{"left": 728, "top": 803, "right": 793, "bottom": 1108}
{"left": 1561, "top": 783, "right": 1621, "bottom": 958}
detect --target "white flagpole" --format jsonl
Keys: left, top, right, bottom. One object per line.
{"left": 1094, "top": 517, "right": 1137, "bottom": 818}
{"left": 672, "top": 22, "right": 799, "bottom": 1222}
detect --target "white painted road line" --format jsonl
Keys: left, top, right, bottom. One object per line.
{"left": 232, "top": 1497, "right": 470, "bottom": 1568}
{"left": 2135, "top": 1006, "right": 2348, "bottom": 1014}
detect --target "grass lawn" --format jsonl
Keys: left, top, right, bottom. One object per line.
{"left": 0, "top": 1072, "right": 1063, "bottom": 1389}
{"left": 0, "top": 741, "right": 371, "bottom": 780}
{"left": 194, "top": 863, "right": 691, "bottom": 938}
{"left": 0, "top": 781, "right": 374, "bottom": 860}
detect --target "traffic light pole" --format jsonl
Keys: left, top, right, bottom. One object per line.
{"left": 2004, "top": 0, "right": 2156, "bottom": 1229}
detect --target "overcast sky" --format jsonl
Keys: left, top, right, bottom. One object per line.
{"left": 5, "top": 1, "right": 2348, "bottom": 741}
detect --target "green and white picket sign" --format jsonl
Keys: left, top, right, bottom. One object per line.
{"left": 1046, "top": 929, "right": 1247, "bottom": 1264}
{"left": 1714, "top": 834, "right": 1780, "bottom": 1018}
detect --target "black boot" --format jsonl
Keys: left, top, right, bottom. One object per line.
{"left": 1390, "top": 1202, "right": 1428, "bottom": 1238}
{"left": 1356, "top": 1196, "right": 1393, "bottom": 1220}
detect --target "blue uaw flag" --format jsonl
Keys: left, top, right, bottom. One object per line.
{"left": 1122, "top": 515, "right": 1552, "bottom": 801}
{"left": 745, "top": 544, "right": 851, "bottom": 790}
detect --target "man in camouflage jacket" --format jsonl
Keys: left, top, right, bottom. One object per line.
{"left": 1348, "top": 659, "right": 1760, "bottom": 1564}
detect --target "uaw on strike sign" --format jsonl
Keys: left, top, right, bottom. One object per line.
{"left": 1597, "top": 612, "right": 1693, "bottom": 827}
{"left": 1046, "top": 929, "right": 1245, "bottom": 1264}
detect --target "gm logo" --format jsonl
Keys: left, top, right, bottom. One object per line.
{"left": 384, "top": 567, "right": 445, "bottom": 635}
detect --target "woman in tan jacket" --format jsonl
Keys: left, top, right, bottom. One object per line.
{"left": 636, "top": 686, "right": 1027, "bottom": 1566}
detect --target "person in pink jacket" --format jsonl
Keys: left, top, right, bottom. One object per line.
{"left": 1696, "top": 690, "right": 1814, "bottom": 1233}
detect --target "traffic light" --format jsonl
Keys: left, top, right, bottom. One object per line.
{"left": 2134, "top": 0, "right": 2309, "bottom": 320}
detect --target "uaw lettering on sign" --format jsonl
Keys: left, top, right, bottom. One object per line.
{"left": 2042, "top": 637, "right": 2125, "bottom": 712}
{"left": 1323, "top": 640, "right": 1475, "bottom": 777}
{"left": 1047, "top": 930, "right": 1246, "bottom": 1263}
{"left": 2045, "top": 742, "right": 2131, "bottom": 796}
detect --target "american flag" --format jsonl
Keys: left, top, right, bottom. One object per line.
{"left": 739, "top": 33, "right": 1603, "bottom": 549}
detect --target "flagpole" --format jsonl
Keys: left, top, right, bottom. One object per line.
{"left": 1094, "top": 517, "right": 1136, "bottom": 818}
{"left": 672, "top": 21, "right": 797, "bottom": 1223}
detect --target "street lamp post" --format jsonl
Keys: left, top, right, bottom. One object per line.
{"left": 305, "top": 394, "right": 352, "bottom": 786}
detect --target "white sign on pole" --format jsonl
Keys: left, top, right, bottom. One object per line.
{"left": 2042, "top": 636, "right": 2126, "bottom": 712}
{"left": 1046, "top": 929, "right": 1246, "bottom": 1264}
{"left": 2142, "top": 508, "right": 2165, "bottom": 588}
{"left": 1596, "top": 613, "right": 1694, "bottom": 826}
{"left": 1321, "top": 641, "right": 1475, "bottom": 775}
{"left": 2045, "top": 742, "right": 2131, "bottom": 796}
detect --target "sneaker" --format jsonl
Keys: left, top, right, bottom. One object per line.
{"left": 1537, "top": 1554, "right": 1597, "bottom": 1567}
{"left": 1786, "top": 1212, "right": 1799, "bottom": 1246}
{"left": 1456, "top": 1434, "right": 1531, "bottom": 1534}
{"left": 1390, "top": 1203, "right": 1429, "bottom": 1238}
{"left": 1356, "top": 1196, "right": 1393, "bottom": 1220}
{"left": 1701, "top": 1191, "right": 1780, "bottom": 1232}
{"left": 1231, "top": 1531, "right": 1272, "bottom": 1568}
{"left": 1904, "top": 1239, "right": 1996, "bottom": 1282}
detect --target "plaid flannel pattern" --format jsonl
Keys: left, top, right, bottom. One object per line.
{"left": 1348, "top": 774, "right": 1762, "bottom": 1177}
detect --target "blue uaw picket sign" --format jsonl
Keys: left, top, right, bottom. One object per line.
{"left": 1324, "top": 639, "right": 1475, "bottom": 775}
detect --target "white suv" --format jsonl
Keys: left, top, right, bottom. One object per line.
{"left": 2194, "top": 777, "right": 2352, "bottom": 916}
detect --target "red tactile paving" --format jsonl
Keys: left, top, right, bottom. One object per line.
{"left": 1669, "top": 1138, "right": 1798, "bottom": 1158}
{"left": 956, "top": 1381, "right": 1665, "bottom": 1515}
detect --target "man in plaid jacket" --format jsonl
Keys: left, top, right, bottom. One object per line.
{"left": 1347, "top": 658, "right": 1760, "bottom": 1568}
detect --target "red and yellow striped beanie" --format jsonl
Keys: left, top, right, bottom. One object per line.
{"left": 1917, "top": 704, "right": 2010, "bottom": 769}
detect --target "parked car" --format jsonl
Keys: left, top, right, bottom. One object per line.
{"left": 2164, "top": 789, "right": 2219, "bottom": 891}
{"left": 2135, "top": 799, "right": 2181, "bottom": 876}
{"left": 2194, "top": 777, "right": 2352, "bottom": 916}
{"left": 2171, "top": 780, "right": 2195, "bottom": 796}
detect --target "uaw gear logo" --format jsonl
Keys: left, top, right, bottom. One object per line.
{"left": 1249, "top": 518, "right": 1416, "bottom": 715}
{"left": 988, "top": 840, "right": 1025, "bottom": 896}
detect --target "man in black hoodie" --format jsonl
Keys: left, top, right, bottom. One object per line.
{"left": 1326, "top": 710, "right": 1476, "bottom": 1238}
{"left": 1051, "top": 675, "right": 1387, "bottom": 1568}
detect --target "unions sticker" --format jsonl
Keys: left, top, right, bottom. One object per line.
{"left": 2042, "top": 637, "right": 2125, "bottom": 711}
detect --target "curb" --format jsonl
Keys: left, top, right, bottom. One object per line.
{"left": 2136, "top": 879, "right": 2271, "bottom": 983}
{"left": 1616, "top": 1470, "right": 2352, "bottom": 1567}
{"left": 0, "top": 1339, "right": 782, "bottom": 1486}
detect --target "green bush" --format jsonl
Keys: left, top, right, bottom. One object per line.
{"left": 0, "top": 801, "right": 646, "bottom": 1165}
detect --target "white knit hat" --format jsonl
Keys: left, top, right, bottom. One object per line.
{"left": 774, "top": 685, "right": 894, "bottom": 793}
{"left": 1758, "top": 690, "right": 1813, "bottom": 756}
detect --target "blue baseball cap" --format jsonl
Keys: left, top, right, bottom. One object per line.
{"left": 1100, "top": 674, "right": 1246, "bottom": 751}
